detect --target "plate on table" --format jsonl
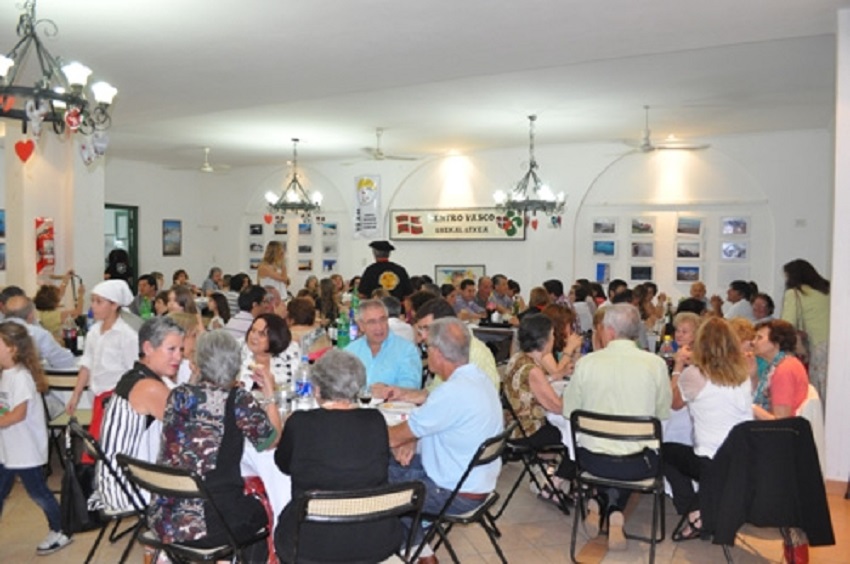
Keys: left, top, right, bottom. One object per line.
{"left": 378, "top": 401, "right": 417, "bottom": 415}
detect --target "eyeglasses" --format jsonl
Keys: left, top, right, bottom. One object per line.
{"left": 361, "top": 316, "right": 388, "bottom": 327}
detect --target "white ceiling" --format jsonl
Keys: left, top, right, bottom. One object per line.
{"left": 2, "top": 0, "right": 849, "bottom": 168}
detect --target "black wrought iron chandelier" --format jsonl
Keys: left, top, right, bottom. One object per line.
{"left": 493, "top": 115, "right": 565, "bottom": 215}
{"left": 265, "top": 139, "right": 323, "bottom": 217}
{"left": 0, "top": 0, "right": 117, "bottom": 140}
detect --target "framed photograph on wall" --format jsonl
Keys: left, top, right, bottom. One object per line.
{"left": 631, "top": 217, "right": 655, "bottom": 235}
{"left": 676, "top": 265, "right": 701, "bottom": 282}
{"left": 162, "top": 219, "right": 182, "bottom": 256}
{"left": 274, "top": 222, "right": 288, "bottom": 235}
{"left": 592, "top": 240, "right": 617, "bottom": 258}
{"left": 298, "top": 223, "right": 313, "bottom": 236}
{"left": 322, "top": 222, "right": 338, "bottom": 238}
{"left": 298, "top": 259, "right": 313, "bottom": 272}
{"left": 435, "top": 265, "right": 486, "bottom": 286}
{"left": 0, "top": 242, "right": 5, "bottom": 271}
{"left": 298, "top": 244, "right": 313, "bottom": 255}
{"left": 631, "top": 265, "right": 653, "bottom": 281}
{"left": 596, "top": 263, "right": 611, "bottom": 284}
{"left": 721, "top": 241, "right": 749, "bottom": 260}
{"left": 721, "top": 216, "right": 749, "bottom": 236}
{"left": 676, "top": 241, "right": 702, "bottom": 259}
{"left": 592, "top": 218, "right": 617, "bottom": 235}
{"left": 249, "top": 257, "right": 261, "bottom": 270}
{"left": 631, "top": 241, "right": 654, "bottom": 258}
{"left": 322, "top": 259, "right": 338, "bottom": 272}
{"left": 249, "top": 242, "right": 264, "bottom": 253}
{"left": 677, "top": 216, "right": 702, "bottom": 237}
{"left": 249, "top": 223, "right": 263, "bottom": 236}
{"left": 0, "top": 209, "right": 6, "bottom": 238}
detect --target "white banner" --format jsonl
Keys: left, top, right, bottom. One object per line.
{"left": 354, "top": 176, "right": 381, "bottom": 238}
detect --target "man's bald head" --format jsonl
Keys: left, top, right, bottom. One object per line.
{"left": 5, "top": 295, "right": 36, "bottom": 323}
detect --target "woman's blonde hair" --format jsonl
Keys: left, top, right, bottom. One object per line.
{"left": 727, "top": 317, "right": 755, "bottom": 344}
{"left": 673, "top": 311, "right": 701, "bottom": 331}
{"left": 0, "top": 322, "right": 47, "bottom": 393}
{"left": 692, "top": 317, "right": 748, "bottom": 387}
{"left": 262, "top": 241, "right": 285, "bottom": 266}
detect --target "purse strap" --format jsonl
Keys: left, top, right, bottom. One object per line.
{"left": 793, "top": 290, "right": 806, "bottom": 333}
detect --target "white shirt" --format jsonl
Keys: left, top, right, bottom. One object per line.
{"left": 80, "top": 317, "right": 139, "bottom": 395}
{"left": 0, "top": 365, "right": 48, "bottom": 468}
{"left": 388, "top": 317, "right": 416, "bottom": 344}
{"left": 724, "top": 299, "right": 755, "bottom": 322}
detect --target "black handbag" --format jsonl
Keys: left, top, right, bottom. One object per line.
{"left": 60, "top": 422, "right": 104, "bottom": 534}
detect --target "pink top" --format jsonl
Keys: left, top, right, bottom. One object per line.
{"left": 770, "top": 356, "right": 809, "bottom": 414}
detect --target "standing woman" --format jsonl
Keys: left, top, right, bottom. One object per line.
{"left": 257, "top": 241, "right": 290, "bottom": 301}
{"left": 780, "top": 259, "right": 830, "bottom": 402}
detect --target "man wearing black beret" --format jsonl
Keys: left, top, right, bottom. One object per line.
{"left": 358, "top": 240, "right": 413, "bottom": 301}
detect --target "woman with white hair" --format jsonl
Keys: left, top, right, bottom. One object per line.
{"left": 150, "top": 330, "right": 281, "bottom": 556}
{"left": 274, "top": 350, "right": 401, "bottom": 563}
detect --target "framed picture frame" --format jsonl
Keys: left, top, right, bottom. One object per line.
{"left": 631, "top": 241, "right": 654, "bottom": 259}
{"left": 676, "top": 240, "right": 702, "bottom": 259}
{"left": 677, "top": 216, "right": 703, "bottom": 237}
{"left": 249, "top": 242, "right": 264, "bottom": 253}
{"left": 162, "top": 219, "right": 182, "bottom": 256}
{"left": 274, "top": 221, "right": 288, "bottom": 235}
{"left": 676, "top": 264, "right": 701, "bottom": 282}
{"left": 595, "top": 263, "right": 611, "bottom": 284}
{"left": 249, "top": 257, "right": 261, "bottom": 269}
{"left": 298, "top": 223, "right": 313, "bottom": 236}
{"left": 631, "top": 265, "right": 653, "bottom": 281}
{"left": 298, "top": 259, "right": 313, "bottom": 272}
{"left": 721, "top": 216, "right": 749, "bottom": 236}
{"left": 593, "top": 240, "right": 617, "bottom": 258}
{"left": 435, "top": 265, "right": 486, "bottom": 286}
{"left": 249, "top": 223, "right": 263, "bottom": 236}
{"left": 0, "top": 209, "right": 5, "bottom": 238}
{"left": 592, "top": 217, "right": 617, "bottom": 235}
{"left": 631, "top": 217, "right": 655, "bottom": 235}
{"left": 721, "top": 241, "right": 749, "bottom": 260}
{"left": 0, "top": 242, "right": 6, "bottom": 271}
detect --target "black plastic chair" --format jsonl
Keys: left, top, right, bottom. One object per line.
{"left": 68, "top": 418, "right": 146, "bottom": 564}
{"left": 569, "top": 410, "right": 665, "bottom": 563}
{"left": 411, "top": 423, "right": 515, "bottom": 564}
{"left": 292, "top": 481, "right": 426, "bottom": 563}
{"left": 116, "top": 454, "right": 269, "bottom": 563}
{"left": 494, "top": 386, "right": 571, "bottom": 519}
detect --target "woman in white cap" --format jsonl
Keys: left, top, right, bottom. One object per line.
{"left": 65, "top": 280, "right": 139, "bottom": 451}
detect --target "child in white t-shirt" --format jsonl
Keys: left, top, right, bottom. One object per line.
{"left": 0, "top": 322, "right": 72, "bottom": 555}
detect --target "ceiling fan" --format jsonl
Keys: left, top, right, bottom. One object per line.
{"left": 198, "top": 147, "right": 231, "bottom": 173}
{"left": 362, "top": 128, "right": 419, "bottom": 161}
{"left": 628, "top": 105, "right": 710, "bottom": 152}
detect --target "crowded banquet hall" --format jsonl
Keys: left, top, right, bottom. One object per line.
{"left": 1, "top": 1, "right": 849, "bottom": 562}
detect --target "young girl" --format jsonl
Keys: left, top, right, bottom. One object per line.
{"left": 65, "top": 280, "right": 138, "bottom": 454}
{"left": 0, "top": 322, "right": 72, "bottom": 555}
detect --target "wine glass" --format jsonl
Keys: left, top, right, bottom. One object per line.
{"left": 358, "top": 385, "right": 373, "bottom": 407}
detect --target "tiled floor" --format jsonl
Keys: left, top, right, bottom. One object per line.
{"left": 1, "top": 460, "right": 847, "bottom": 563}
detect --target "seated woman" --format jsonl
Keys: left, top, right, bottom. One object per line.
{"left": 287, "top": 297, "right": 333, "bottom": 358}
{"left": 664, "top": 318, "right": 752, "bottom": 541}
{"left": 150, "top": 330, "right": 281, "bottom": 555}
{"left": 727, "top": 317, "right": 761, "bottom": 405}
{"left": 166, "top": 285, "right": 199, "bottom": 315}
{"left": 540, "top": 303, "right": 583, "bottom": 380}
{"left": 241, "top": 313, "right": 301, "bottom": 390}
{"left": 503, "top": 314, "right": 572, "bottom": 494}
{"left": 274, "top": 350, "right": 401, "bottom": 563}
{"left": 33, "top": 270, "right": 85, "bottom": 343}
{"left": 752, "top": 319, "right": 810, "bottom": 419}
{"left": 666, "top": 312, "right": 702, "bottom": 446}
{"left": 205, "top": 292, "right": 231, "bottom": 331}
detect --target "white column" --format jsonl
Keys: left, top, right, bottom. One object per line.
{"left": 825, "top": 10, "right": 850, "bottom": 481}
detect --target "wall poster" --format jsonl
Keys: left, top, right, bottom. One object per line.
{"left": 390, "top": 208, "right": 525, "bottom": 241}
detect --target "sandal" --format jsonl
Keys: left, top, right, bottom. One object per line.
{"left": 672, "top": 512, "right": 703, "bottom": 542}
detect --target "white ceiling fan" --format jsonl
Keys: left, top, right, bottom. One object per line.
{"left": 628, "top": 105, "right": 710, "bottom": 152}
{"left": 197, "top": 146, "right": 231, "bottom": 173}
{"left": 362, "top": 127, "right": 419, "bottom": 161}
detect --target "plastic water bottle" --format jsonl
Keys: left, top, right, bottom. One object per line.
{"left": 337, "top": 312, "right": 350, "bottom": 349}
{"left": 294, "top": 356, "right": 312, "bottom": 409}
{"left": 348, "top": 307, "right": 359, "bottom": 341}
{"left": 659, "top": 335, "right": 675, "bottom": 376}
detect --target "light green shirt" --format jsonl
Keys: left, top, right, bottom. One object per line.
{"left": 562, "top": 339, "right": 671, "bottom": 455}
{"left": 427, "top": 335, "right": 500, "bottom": 392}
{"left": 781, "top": 286, "right": 830, "bottom": 345}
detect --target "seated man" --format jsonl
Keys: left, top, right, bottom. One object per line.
{"left": 345, "top": 299, "right": 421, "bottom": 390}
{"left": 382, "top": 295, "right": 415, "bottom": 343}
{"left": 4, "top": 295, "right": 76, "bottom": 370}
{"left": 454, "top": 278, "right": 486, "bottom": 321}
{"left": 224, "top": 285, "right": 266, "bottom": 341}
{"left": 562, "top": 303, "right": 671, "bottom": 551}
{"left": 96, "top": 317, "right": 185, "bottom": 512}
{"left": 376, "top": 297, "right": 499, "bottom": 404}
{"left": 388, "top": 318, "right": 503, "bottom": 563}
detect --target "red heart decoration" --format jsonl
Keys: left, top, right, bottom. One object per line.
{"left": 263, "top": 213, "right": 273, "bottom": 224}
{"left": 531, "top": 218, "right": 539, "bottom": 230}
{"left": 1, "top": 95, "right": 15, "bottom": 113}
{"left": 15, "top": 139, "right": 35, "bottom": 163}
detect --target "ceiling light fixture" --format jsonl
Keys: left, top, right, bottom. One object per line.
{"left": 265, "top": 138, "right": 323, "bottom": 217}
{"left": 493, "top": 115, "right": 565, "bottom": 215}
{"left": 0, "top": 0, "right": 116, "bottom": 145}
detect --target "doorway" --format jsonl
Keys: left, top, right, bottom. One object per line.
{"left": 104, "top": 204, "right": 139, "bottom": 284}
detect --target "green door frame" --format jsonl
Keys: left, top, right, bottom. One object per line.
{"left": 104, "top": 204, "right": 139, "bottom": 284}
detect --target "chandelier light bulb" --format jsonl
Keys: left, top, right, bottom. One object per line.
{"left": 265, "top": 191, "right": 278, "bottom": 204}
{"left": 61, "top": 61, "right": 92, "bottom": 88}
{"left": 0, "top": 55, "right": 13, "bottom": 79}
{"left": 311, "top": 191, "right": 324, "bottom": 205}
{"left": 285, "top": 189, "right": 300, "bottom": 203}
{"left": 91, "top": 81, "right": 118, "bottom": 105}
{"left": 493, "top": 190, "right": 507, "bottom": 205}
{"left": 538, "top": 184, "right": 555, "bottom": 201}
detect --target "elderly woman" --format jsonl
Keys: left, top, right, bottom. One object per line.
{"left": 540, "top": 303, "right": 583, "bottom": 380}
{"left": 504, "top": 314, "right": 572, "bottom": 495}
{"left": 752, "top": 319, "right": 810, "bottom": 419}
{"left": 241, "top": 313, "right": 301, "bottom": 390}
{"left": 670, "top": 312, "right": 701, "bottom": 374}
{"left": 274, "top": 350, "right": 400, "bottom": 563}
{"left": 150, "top": 330, "right": 280, "bottom": 556}
{"left": 664, "top": 318, "right": 752, "bottom": 541}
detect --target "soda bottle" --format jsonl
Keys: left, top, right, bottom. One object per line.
{"left": 348, "top": 307, "right": 359, "bottom": 341}
{"left": 659, "top": 335, "right": 676, "bottom": 375}
{"left": 336, "top": 311, "right": 350, "bottom": 349}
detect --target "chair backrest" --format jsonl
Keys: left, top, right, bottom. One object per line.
{"left": 570, "top": 409, "right": 662, "bottom": 449}
{"left": 45, "top": 373, "right": 79, "bottom": 392}
{"left": 115, "top": 454, "right": 202, "bottom": 500}
{"left": 500, "top": 386, "right": 532, "bottom": 441}
{"left": 69, "top": 419, "right": 147, "bottom": 512}
{"left": 795, "top": 384, "right": 826, "bottom": 471}
{"left": 293, "top": 481, "right": 426, "bottom": 562}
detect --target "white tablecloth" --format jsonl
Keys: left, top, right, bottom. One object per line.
{"left": 241, "top": 440, "right": 291, "bottom": 528}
